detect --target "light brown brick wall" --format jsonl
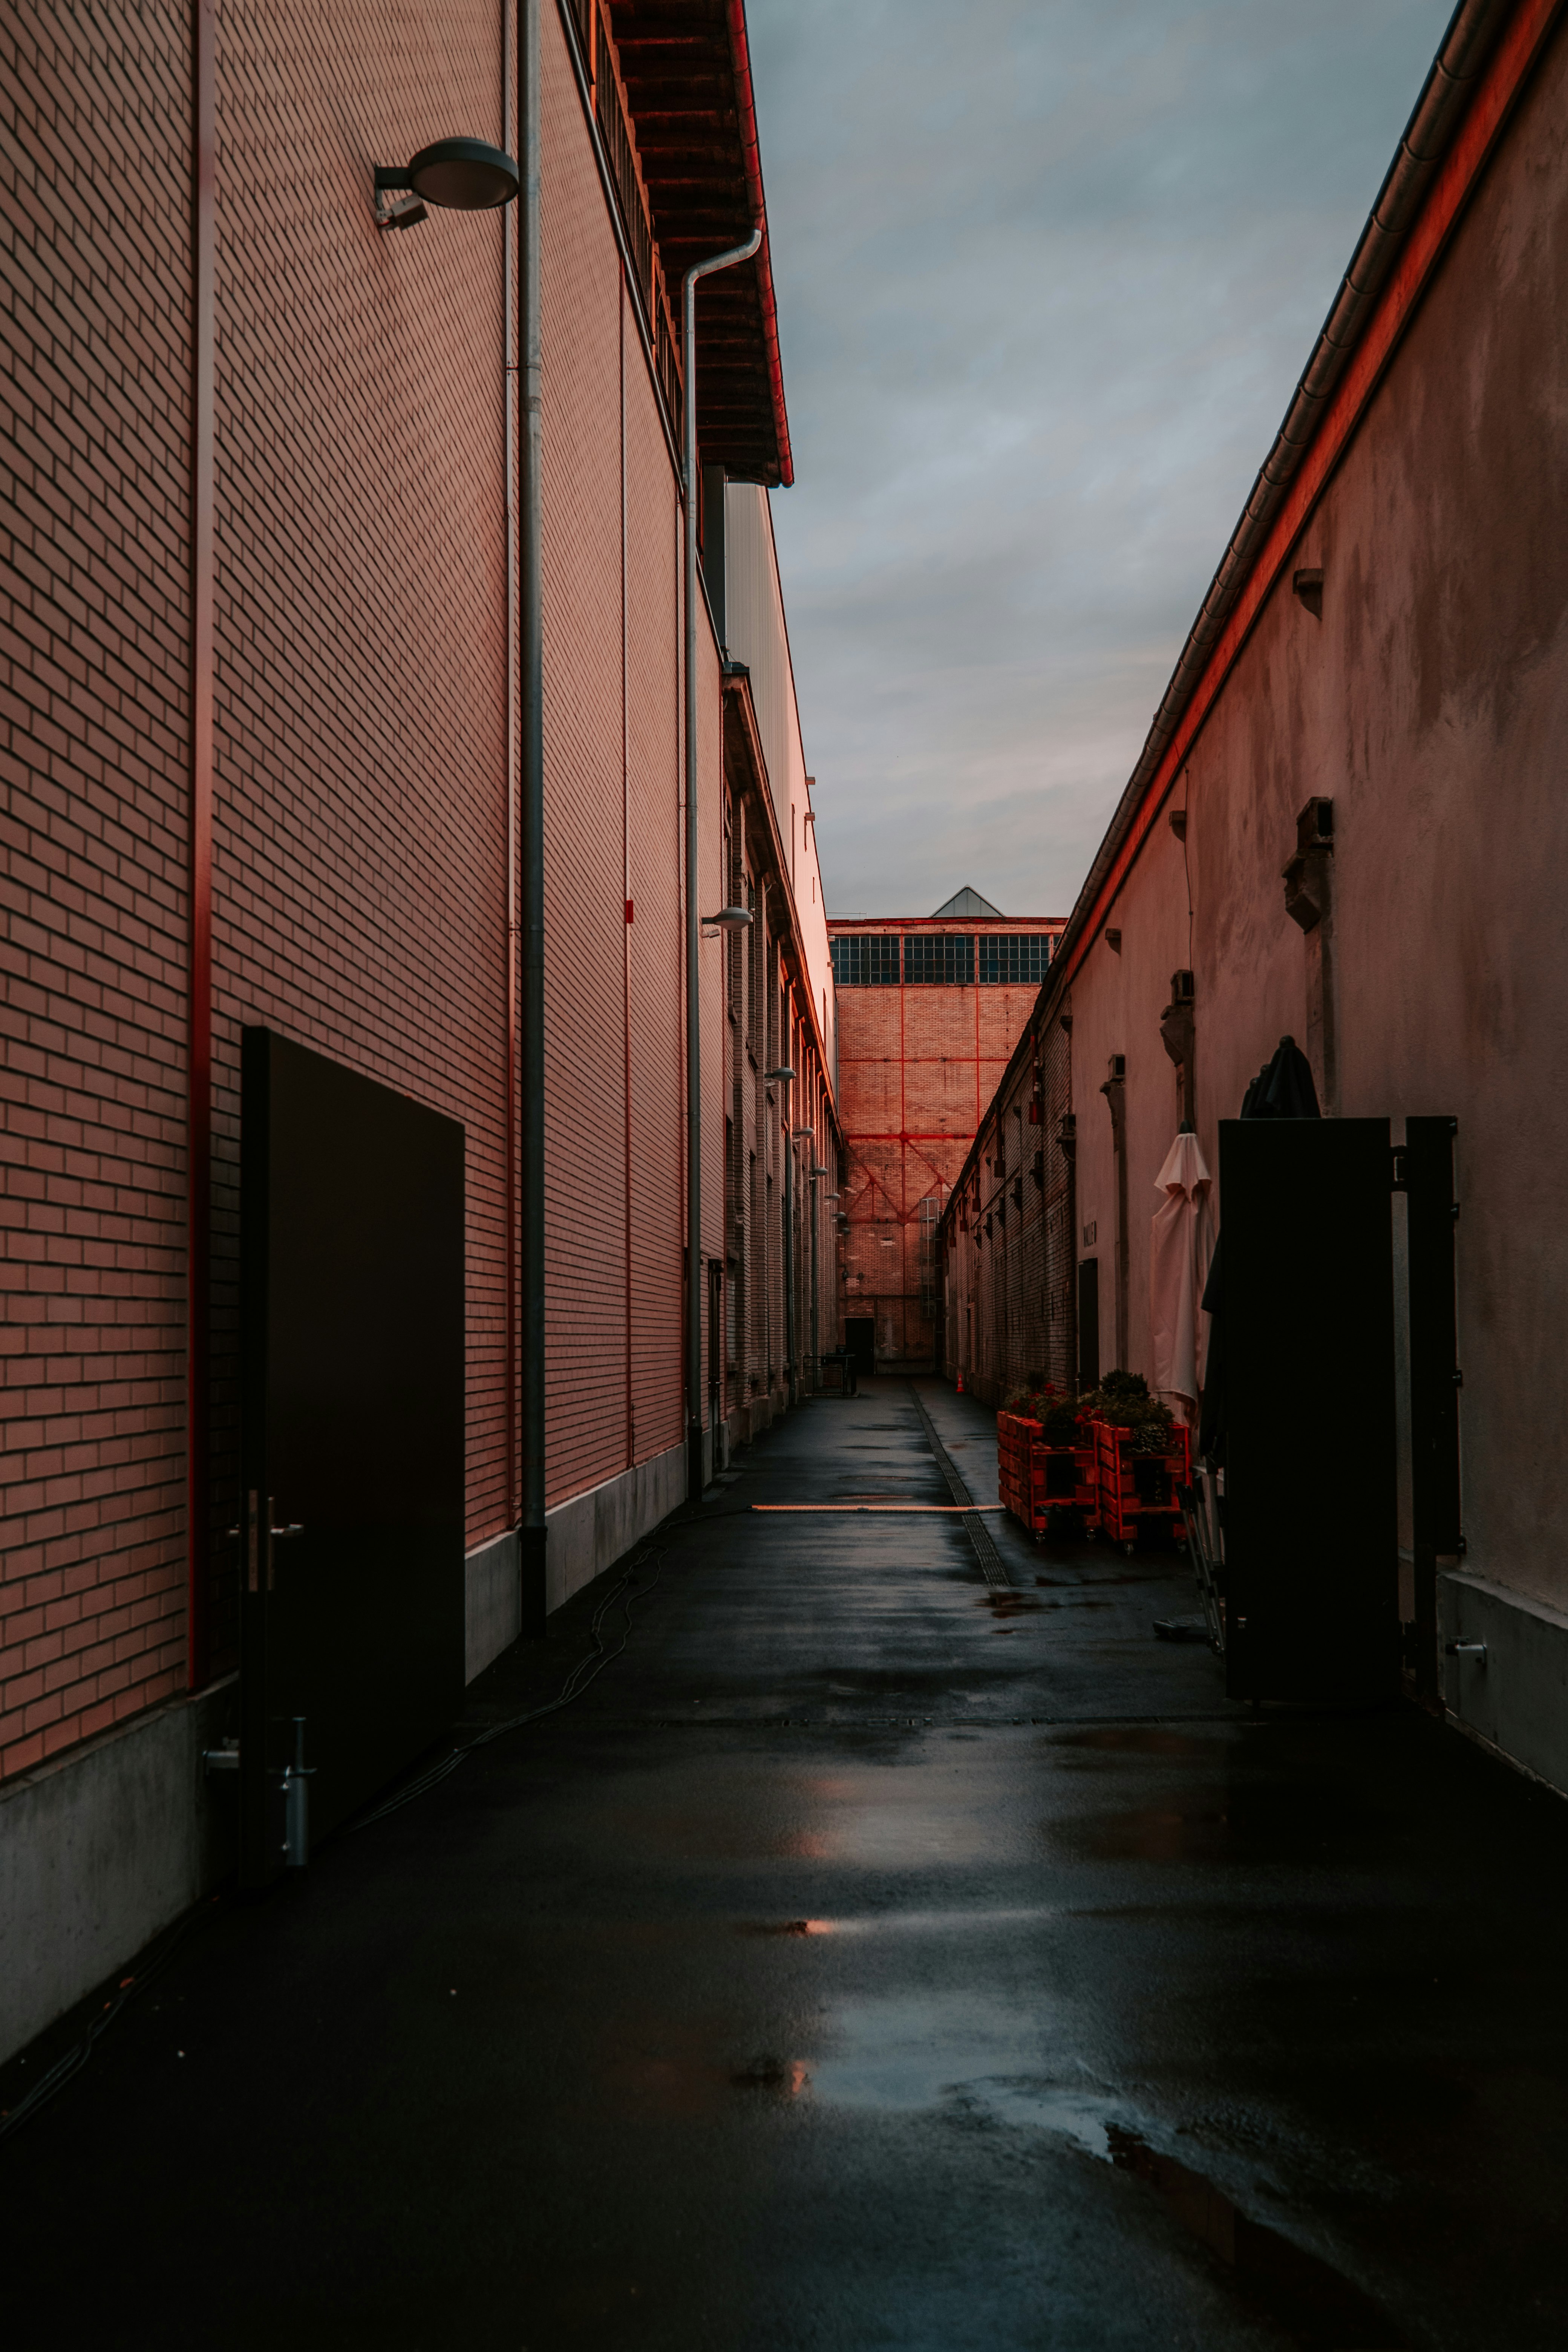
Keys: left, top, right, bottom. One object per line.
{"left": 0, "top": 0, "right": 744, "bottom": 1777}
{"left": 1, "top": 2, "right": 195, "bottom": 1775}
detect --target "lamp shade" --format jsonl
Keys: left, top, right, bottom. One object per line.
{"left": 408, "top": 138, "right": 519, "bottom": 210}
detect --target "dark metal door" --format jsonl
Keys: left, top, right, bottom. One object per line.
{"left": 239, "top": 1030, "right": 465, "bottom": 1885}
{"left": 846, "top": 1315, "right": 875, "bottom": 1376}
{"left": 1221, "top": 1117, "right": 1397, "bottom": 1704}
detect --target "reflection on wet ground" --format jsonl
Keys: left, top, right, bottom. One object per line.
{"left": 8, "top": 1377, "right": 1568, "bottom": 2350}
{"left": 1107, "top": 2128, "right": 1409, "bottom": 2349}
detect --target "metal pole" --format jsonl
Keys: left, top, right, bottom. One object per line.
{"left": 783, "top": 1132, "right": 795, "bottom": 1404}
{"left": 519, "top": 0, "right": 547, "bottom": 1629}
{"left": 502, "top": 0, "right": 521, "bottom": 1550}
{"left": 683, "top": 217, "right": 761, "bottom": 1502}
{"left": 809, "top": 1167, "right": 819, "bottom": 1392}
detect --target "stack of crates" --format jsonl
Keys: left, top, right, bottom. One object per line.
{"left": 1091, "top": 1418, "right": 1193, "bottom": 1551}
{"left": 997, "top": 1411, "right": 1097, "bottom": 1535}
{"left": 1028, "top": 1430, "right": 1097, "bottom": 1532}
{"left": 996, "top": 1411, "right": 1040, "bottom": 1519}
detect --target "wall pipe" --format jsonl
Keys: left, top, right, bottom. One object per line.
{"left": 185, "top": 0, "right": 216, "bottom": 1690}
{"left": 782, "top": 1089, "right": 796, "bottom": 1404}
{"left": 502, "top": 0, "right": 520, "bottom": 1539}
{"left": 808, "top": 1163, "right": 820, "bottom": 1390}
{"left": 519, "top": 0, "right": 547, "bottom": 1629}
{"left": 683, "top": 219, "right": 761, "bottom": 1503}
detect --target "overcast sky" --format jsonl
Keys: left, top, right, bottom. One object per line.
{"left": 746, "top": 0, "right": 1456, "bottom": 920}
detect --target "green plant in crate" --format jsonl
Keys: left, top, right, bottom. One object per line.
{"left": 1081, "top": 1368, "right": 1176, "bottom": 1455}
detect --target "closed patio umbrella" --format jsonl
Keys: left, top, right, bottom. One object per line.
{"left": 1150, "top": 1129, "right": 1215, "bottom": 1425}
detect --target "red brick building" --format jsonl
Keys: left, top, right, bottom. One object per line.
{"left": 829, "top": 891, "right": 1061, "bottom": 1370}
{"left": 0, "top": 0, "right": 836, "bottom": 2058}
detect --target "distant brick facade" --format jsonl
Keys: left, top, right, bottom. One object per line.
{"left": 829, "top": 911, "right": 1061, "bottom": 1368}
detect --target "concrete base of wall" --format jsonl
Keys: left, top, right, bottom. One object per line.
{"left": 466, "top": 1529, "right": 520, "bottom": 1684}
{"left": 0, "top": 1675, "right": 239, "bottom": 2067}
{"left": 544, "top": 1440, "right": 687, "bottom": 1616}
{"left": 1439, "top": 1568, "right": 1568, "bottom": 1799}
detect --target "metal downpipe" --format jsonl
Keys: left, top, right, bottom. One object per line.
{"left": 683, "top": 219, "right": 761, "bottom": 1503}
{"left": 783, "top": 1123, "right": 795, "bottom": 1404}
{"left": 520, "top": 0, "right": 547, "bottom": 1629}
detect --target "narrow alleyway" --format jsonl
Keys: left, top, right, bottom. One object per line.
{"left": 8, "top": 1383, "right": 1568, "bottom": 2351}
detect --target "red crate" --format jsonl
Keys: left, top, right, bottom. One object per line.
{"left": 999, "top": 1409, "right": 1100, "bottom": 1534}
{"left": 1090, "top": 1419, "right": 1193, "bottom": 1550}
{"left": 996, "top": 1412, "right": 1041, "bottom": 1520}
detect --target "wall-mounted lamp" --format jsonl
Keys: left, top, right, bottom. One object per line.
{"left": 764, "top": 1065, "right": 795, "bottom": 1084}
{"left": 374, "top": 138, "right": 519, "bottom": 231}
{"left": 1292, "top": 566, "right": 1324, "bottom": 620}
{"left": 810, "top": 1165, "right": 830, "bottom": 1179}
{"left": 702, "top": 906, "right": 752, "bottom": 935}
{"left": 792, "top": 1126, "right": 815, "bottom": 1141}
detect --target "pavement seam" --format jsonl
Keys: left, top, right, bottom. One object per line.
{"left": 908, "top": 1383, "right": 1012, "bottom": 1590}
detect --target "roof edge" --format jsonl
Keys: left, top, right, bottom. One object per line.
{"left": 1051, "top": 0, "right": 1549, "bottom": 1000}
{"left": 726, "top": 0, "right": 794, "bottom": 488}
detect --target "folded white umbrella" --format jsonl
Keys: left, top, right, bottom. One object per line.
{"left": 1149, "top": 1130, "right": 1216, "bottom": 1425}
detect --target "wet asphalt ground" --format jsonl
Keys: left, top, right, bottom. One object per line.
{"left": 6, "top": 1376, "right": 1568, "bottom": 2350}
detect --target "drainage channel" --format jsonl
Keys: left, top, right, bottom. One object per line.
{"left": 907, "top": 1383, "right": 1011, "bottom": 1591}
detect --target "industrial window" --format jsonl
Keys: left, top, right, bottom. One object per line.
{"left": 830, "top": 933, "right": 899, "bottom": 986}
{"left": 903, "top": 933, "right": 973, "bottom": 985}
{"left": 978, "top": 934, "right": 1053, "bottom": 985}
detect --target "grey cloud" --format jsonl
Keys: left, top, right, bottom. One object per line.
{"left": 748, "top": 0, "right": 1455, "bottom": 917}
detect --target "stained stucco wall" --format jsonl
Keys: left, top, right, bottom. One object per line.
{"left": 1066, "top": 16, "right": 1568, "bottom": 1617}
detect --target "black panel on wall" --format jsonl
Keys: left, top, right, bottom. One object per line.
{"left": 1220, "top": 1117, "right": 1397, "bottom": 1705}
{"left": 1077, "top": 1257, "right": 1100, "bottom": 1390}
{"left": 239, "top": 1029, "right": 465, "bottom": 1885}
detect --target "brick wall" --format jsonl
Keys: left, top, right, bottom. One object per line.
{"left": 832, "top": 920, "right": 1060, "bottom": 1367}
{"left": 1, "top": 2, "right": 195, "bottom": 1776}
{"left": 0, "top": 0, "right": 770, "bottom": 1781}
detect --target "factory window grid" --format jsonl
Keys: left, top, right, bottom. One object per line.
{"left": 903, "top": 932, "right": 974, "bottom": 986}
{"left": 978, "top": 933, "right": 1053, "bottom": 985}
{"left": 830, "top": 933, "right": 900, "bottom": 987}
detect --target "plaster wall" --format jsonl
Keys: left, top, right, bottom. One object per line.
{"left": 1058, "top": 21, "right": 1568, "bottom": 1635}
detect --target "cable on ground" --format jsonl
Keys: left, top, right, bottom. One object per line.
{"left": 351, "top": 1538, "right": 665, "bottom": 1828}
{"left": 0, "top": 1900, "right": 207, "bottom": 2149}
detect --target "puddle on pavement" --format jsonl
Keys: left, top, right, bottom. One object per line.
{"left": 733, "top": 1977, "right": 1408, "bottom": 2348}
{"left": 731, "top": 2056, "right": 811, "bottom": 2095}
{"left": 1107, "top": 2125, "right": 1409, "bottom": 2347}
{"left": 1034, "top": 1570, "right": 1166, "bottom": 1589}
{"left": 1048, "top": 1724, "right": 1222, "bottom": 1758}
{"left": 734, "top": 1907, "right": 1054, "bottom": 1941}
{"left": 736, "top": 1918, "right": 836, "bottom": 1937}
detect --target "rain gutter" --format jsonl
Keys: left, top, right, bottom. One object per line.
{"left": 684, "top": 219, "right": 763, "bottom": 1506}
{"left": 725, "top": 0, "right": 793, "bottom": 486}
{"left": 520, "top": 0, "right": 547, "bottom": 1629}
